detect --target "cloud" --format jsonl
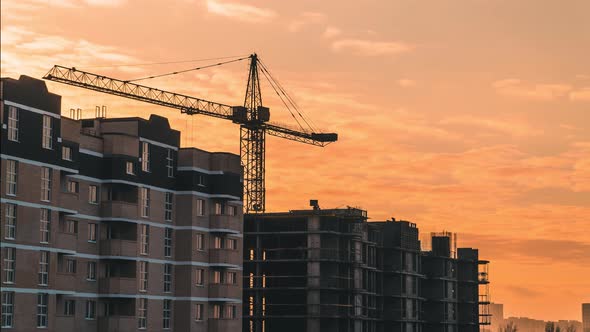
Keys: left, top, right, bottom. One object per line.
{"left": 206, "top": 0, "right": 276, "bottom": 23}
{"left": 492, "top": 79, "right": 572, "bottom": 101}
{"left": 569, "top": 87, "right": 590, "bottom": 102}
{"left": 288, "top": 12, "right": 325, "bottom": 32}
{"left": 439, "top": 115, "right": 543, "bottom": 137}
{"left": 323, "top": 26, "right": 341, "bottom": 38}
{"left": 331, "top": 38, "right": 413, "bottom": 56}
{"left": 397, "top": 79, "right": 416, "bottom": 87}
{"left": 3, "top": 0, "right": 126, "bottom": 9}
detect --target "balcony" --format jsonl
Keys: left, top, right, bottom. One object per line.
{"left": 98, "top": 316, "right": 136, "bottom": 332}
{"left": 100, "top": 239, "right": 137, "bottom": 257}
{"left": 59, "top": 192, "right": 79, "bottom": 213}
{"left": 55, "top": 232, "right": 77, "bottom": 251}
{"left": 101, "top": 201, "right": 138, "bottom": 219}
{"left": 55, "top": 315, "right": 75, "bottom": 331}
{"left": 209, "top": 215, "right": 241, "bottom": 233}
{"left": 209, "top": 283, "right": 241, "bottom": 299}
{"left": 54, "top": 272, "right": 76, "bottom": 291}
{"left": 99, "top": 277, "right": 136, "bottom": 294}
{"left": 210, "top": 249, "right": 241, "bottom": 265}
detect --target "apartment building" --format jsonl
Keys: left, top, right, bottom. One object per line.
{"left": 243, "top": 204, "right": 490, "bottom": 332}
{"left": 0, "top": 75, "right": 243, "bottom": 331}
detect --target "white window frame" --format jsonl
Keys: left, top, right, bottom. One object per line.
{"left": 5, "top": 204, "right": 16, "bottom": 240}
{"left": 39, "top": 251, "right": 49, "bottom": 286}
{"left": 164, "top": 263, "right": 172, "bottom": 293}
{"left": 6, "top": 160, "right": 17, "bottom": 196}
{"left": 195, "top": 303, "right": 203, "bottom": 321}
{"left": 40, "top": 209, "right": 51, "bottom": 244}
{"left": 67, "top": 180, "right": 78, "bottom": 193}
{"left": 138, "top": 298, "right": 147, "bottom": 329}
{"left": 139, "top": 261, "right": 148, "bottom": 292}
{"left": 212, "top": 304, "right": 221, "bottom": 319}
{"left": 166, "top": 148, "right": 174, "bottom": 178}
{"left": 227, "top": 271, "right": 237, "bottom": 285}
{"left": 164, "top": 228, "right": 172, "bottom": 258}
{"left": 41, "top": 167, "right": 52, "bottom": 202}
{"left": 88, "top": 185, "right": 99, "bottom": 204}
{"left": 85, "top": 300, "right": 96, "bottom": 320}
{"left": 88, "top": 223, "right": 97, "bottom": 242}
{"left": 37, "top": 293, "right": 48, "bottom": 327}
{"left": 214, "top": 202, "right": 222, "bottom": 215}
{"left": 163, "top": 299, "right": 172, "bottom": 329}
{"left": 3, "top": 248, "right": 15, "bottom": 284}
{"left": 140, "top": 187, "right": 150, "bottom": 218}
{"left": 226, "top": 205, "right": 236, "bottom": 216}
{"left": 195, "top": 233, "right": 204, "bottom": 250}
{"left": 196, "top": 199, "right": 205, "bottom": 216}
{"left": 226, "top": 238, "right": 237, "bottom": 250}
{"left": 140, "top": 224, "right": 149, "bottom": 255}
{"left": 141, "top": 142, "right": 150, "bottom": 172}
{"left": 224, "top": 304, "right": 236, "bottom": 319}
{"left": 87, "top": 261, "right": 96, "bottom": 281}
{"left": 62, "top": 146, "right": 72, "bottom": 161}
{"left": 42, "top": 115, "right": 53, "bottom": 149}
{"left": 64, "top": 300, "right": 75, "bottom": 316}
{"left": 213, "top": 236, "right": 223, "bottom": 249}
{"left": 126, "top": 161, "right": 135, "bottom": 175}
{"left": 7, "top": 106, "right": 19, "bottom": 142}
{"left": 65, "top": 258, "right": 77, "bottom": 274}
{"left": 195, "top": 268, "right": 204, "bottom": 286}
{"left": 64, "top": 219, "right": 77, "bottom": 234}
{"left": 165, "top": 192, "right": 173, "bottom": 221}
{"left": 2, "top": 292, "right": 14, "bottom": 328}
{"left": 212, "top": 270, "right": 221, "bottom": 284}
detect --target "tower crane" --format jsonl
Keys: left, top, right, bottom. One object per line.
{"left": 43, "top": 54, "right": 337, "bottom": 213}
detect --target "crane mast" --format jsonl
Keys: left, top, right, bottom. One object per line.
{"left": 43, "top": 54, "right": 337, "bottom": 213}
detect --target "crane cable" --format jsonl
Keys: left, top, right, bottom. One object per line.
{"left": 126, "top": 56, "right": 250, "bottom": 83}
{"left": 258, "top": 59, "right": 318, "bottom": 133}
{"left": 78, "top": 54, "right": 250, "bottom": 69}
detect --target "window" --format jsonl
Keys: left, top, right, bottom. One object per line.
{"left": 227, "top": 271, "right": 237, "bottom": 285}
{"left": 213, "top": 236, "right": 223, "bottom": 249}
{"left": 165, "top": 192, "right": 173, "bottom": 221}
{"left": 41, "top": 167, "right": 52, "bottom": 202}
{"left": 140, "top": 224, "right": 149, "bottom": 255}
{"left": 226, "top": 205, "right": 236, "bottom": 216}
{"left": 7, "top": 106, "right": 18, "bottom": 142}
{"left": 195, "top": 303, "right": 203, "bottom": 321}
{"left": 141, "top": 142, "right": 150, "bottom": 172}
{"left": 42, "top": 115, "right": 53, "bottom": 149}
{"left": 139, "top": 261, "right": 148, "bottom": 292}
{"left": 164, "top": 228, "right": 172, "bottom": 257}
{"left": 195, "top": 233, "right": 204, "bottom": 250}
{"left": 37, "top": 293, "right": 48, "bottom": 327}
{"left": 5, "top": 160, "right": 17, "bottom": 195}
{"left": 88, "top": 185, "right": 98, "bottom": 204}
{"left": 87, "top": 262, "right": 96, "bottom": 281}
{"left": 197, "top": 174, "right": 205, "bottom": 186}
{"left": 64, "top": 300, "right": 75, "bottom": 316}
{"left": 62, "top": 146, "right": 72, "bottom": 161}
{"left": 212, "top": 304, "right": 221, "bottom": 319}
{"left": 66, "top": 258, "right": 77, "bottom": 274}
{"left": 166, "top": 148, "right": 174, "bottom": 178}
{"left": 3, "top": 248, "right": 15, "bottom": 284}
{"left": 5, "top": 204, "right": 16, "bottom": 240}
{"left": 196, "top": 199, "right": 204, "bottom": 216}
{"left": 212, "top": 270, "right": 221, "bottom": 284}
{"left": 226, "top": 238, "right": 237, "bottom": 250}
{"left": 138, "top": 298, "right": 147, "bottom": 329}
{"left": 2, "top": 292, "right": 14, "bottom": 328}
{"left": 140, "top": 188, "right": 150, "bottom": 217}
{"left": 224, "top": 305, "right": 236, "bottom": 319}
{"left": 88, "top": 223, "right": 97, "bottom": 242}
{"left": 164, "top": 264, "right": 172, "bottom": 293}
{"left": 195, "top": 268, "right": 204, "bottom": 286}
{"left": 126, "top": 161, "right": 134, "bottom": 175}
{"left": 40, "top": 209, "right": 51, "bottom": 243}
{"left": 39, "top": 251, "right": 49, "bottom": 285}
{"left": 64, "top": 219, "right": 77, "bottom": 234}
{"left": 214, "top": 202, "right": 222, "bottom": 215}
{"left": 67, "top": 180, "right": 79, "bottom": 193}
{"left": 85, "top": 300, "right": 96, "bottom": 320}
{"left": 163, "top": 299, "right": 171, "bottom": 329}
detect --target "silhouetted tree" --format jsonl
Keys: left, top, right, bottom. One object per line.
{"left": 545, "top": 322, "right": 562, "bottom": 332}
{"left": 565, "top": 324, "right": 576, "bottom": 332}
{"left": 499, "top": 322, "right": 518, "bottom": 332}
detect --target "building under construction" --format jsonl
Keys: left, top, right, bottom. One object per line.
{"left": 243, "top": 203, "right": 490, "bottom": 332}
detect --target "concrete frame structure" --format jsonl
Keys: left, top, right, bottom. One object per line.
{"left": 0, "top": 75, "right": 243, "bottom": 331}
{"left": 584, "top": 303, "right": 590, "bottom": 332}
{"left": 243, "top": 207, "right": 490, "bottom": 332}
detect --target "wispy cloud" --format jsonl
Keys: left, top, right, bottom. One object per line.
{"left": 492, "top": 79, "right": 572, "bottom": 101}
{"left": 288, "top": 12, "right": 324, "bottom": 32}
{"left": 323, "top": 26, "right": 341, "bottom": 38}
{"left": 331, "top": 38, "right": 413, "bottom": 56}
{"left": 569, "top": 87, "right": 590, "bottom": 102}
{"left": 397, "top": 79, "right": 416, "bottom": 87}
{"left": 206, "top": 0, "right": 276, "bottom": 23}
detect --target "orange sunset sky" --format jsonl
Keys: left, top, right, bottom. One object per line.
{"left": 2, "top": 0, "right": 589, "bottom": 321}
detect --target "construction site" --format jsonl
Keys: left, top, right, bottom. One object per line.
{"left": 2, "top": 53, "right": 490, "bottom": 332}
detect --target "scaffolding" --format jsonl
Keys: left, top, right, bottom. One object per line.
{"left": 478, "top": 260, "right": 491, "bottom": 326}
